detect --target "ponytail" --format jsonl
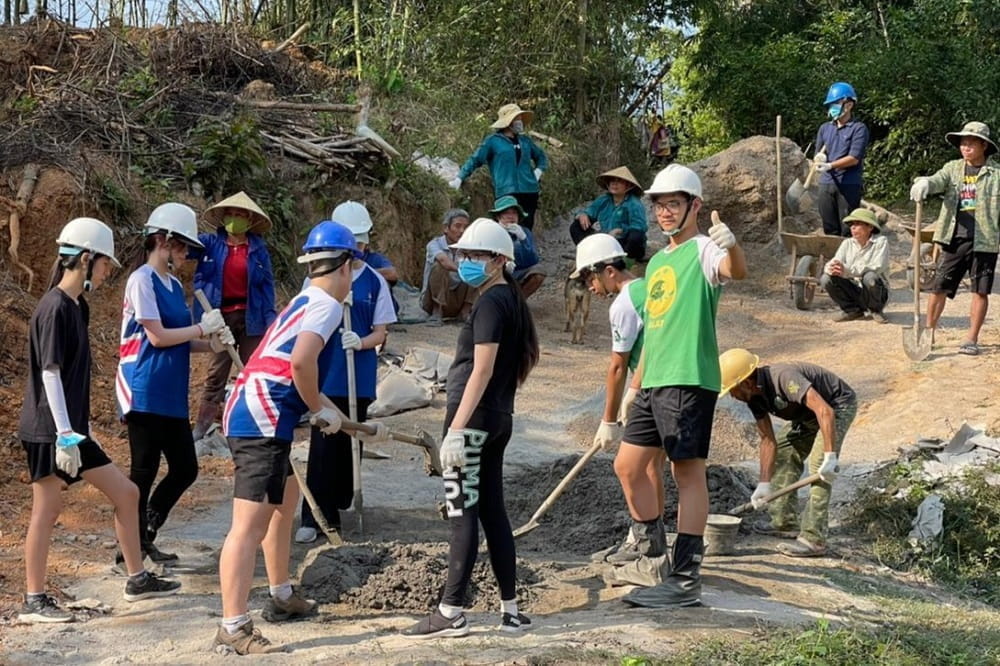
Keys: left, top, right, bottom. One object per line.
{"left": 129, "top": 233, "right": 160, "bottom": 273}
{"left": 502, "top": 267, "right": 539, "bottom": 385}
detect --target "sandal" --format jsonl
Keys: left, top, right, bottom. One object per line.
{"left": 776, "top": 537, "right": 827, "bottom": 558}
{"left": 958, "top": 341, "right": 980, "bottom": 356}
{"left": 753, "top": 524, "right": 800, "bottom": 539}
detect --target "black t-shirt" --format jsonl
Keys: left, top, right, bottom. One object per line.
{"left": 954, "top": 164, "right": 981, "bottom": 239}
{"left": 747, "top": 362, "right": 855, "bottom": 424}
{"left": 18, "top": 288, "right": 91, "bottom": 443}
{"left": 446, "top": 283, "right": 526, "bottom": 414}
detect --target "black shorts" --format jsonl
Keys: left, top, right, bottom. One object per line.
{"left": 228, "top": 437, "right": 293, "bottom": 504}
{"left": 622, "top": 386, "right": 717, "bottom": 460}
{"left": 22, "top": 438, "right": 112, "bottom": 485}
{"left": 933, "top": 238, "right": 997, "bottom": 298}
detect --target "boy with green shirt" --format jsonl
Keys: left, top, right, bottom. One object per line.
{"left": 619, "top": 164, "right": 747, "bottom": 608}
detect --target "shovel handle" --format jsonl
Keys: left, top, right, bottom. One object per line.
{"left": 729, "top": 473, "right": 823, "bottom": 516}
{"left": 802, "top": 144, "right": 826, "bottom": 188}
{"left": 194, "top": 290, "right": 243, "bottom": 369}
{"left": 513, "top": 441, "right": 603, "bottom": 538}
{"left": 289, "top": 458, "right": 343, "bottom": 546}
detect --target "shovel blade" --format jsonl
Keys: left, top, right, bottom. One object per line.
{"left": 512, "top": 521, "right": 540, "bottom": 539}
{"left": 784, "top": 179, "right": 805, "bottom": 213}
{"left": 902, "top": 325, "right": 932, "bottom": 361}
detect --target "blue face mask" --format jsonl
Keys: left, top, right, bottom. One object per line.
{"left": 458, "top": 259, "right": 490, "bottom": 287}
{"left": 510, "top": 119, "right": 524, "bottom": 133}
{"left": 828, "top": 104, "right": 843, "bottom": 120}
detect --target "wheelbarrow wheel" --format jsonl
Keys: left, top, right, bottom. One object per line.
{"left": 793, "top": 255, "right": 817, "bottom": 310}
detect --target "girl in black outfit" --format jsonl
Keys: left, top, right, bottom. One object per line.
{"left": 404, "top": 218, "right": 539, "bottom": 638}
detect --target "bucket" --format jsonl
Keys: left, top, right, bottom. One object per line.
{"left": 704, "top": 513, "right": 742, "bottom": 556}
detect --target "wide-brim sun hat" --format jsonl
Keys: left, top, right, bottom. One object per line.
{"left": 489, "top": 195, "right": 526, "bottom": 217}
{"left": 843, "top": 208, "right": 882, "bottom": 233}
{"left": 596, "top": 166, "right": 641, "bottom": 192}
{"left": 203, "top": 191, "right": 273, "bottom": 234}
{"left": 491, "top": 103, "right": 534, "bottom": 130}
{"left": 945, "top": 121, "right": 998, "bottom": 156}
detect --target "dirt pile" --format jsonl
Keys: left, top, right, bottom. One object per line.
{"left": 507, "top": 458, "right": 754, "bottom": 555}
{"left": 299, "top": 542, "right": 542, "bottom": 612}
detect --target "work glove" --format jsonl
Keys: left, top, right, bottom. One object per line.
{"left": 199, "top": 309, "right": 225, "bottom": 336}
{"left": 813, "top": 151, "right": 827, "bottom": 165}
{"left": 750, "top": 482, "right": 772, "bottom": 510}
{"left": 506, "top": 224, "right": 527, "bottom": 241}
{"left": 309, "top": 406, "right": 343, "bottom": 435}
{"left": 818, "top": 452, "right": 839, "bottom": 483}
{"left": 533, "top": 168, "right": 543, "bottom": 181}
{"left": 593, "top": 421, "right": 621, "bottom": 451}
{"left": 55, "top": 431, "right": 86, "bottom": 477}
{"left": 340, "top": 330, "right": 363, "bottom": 352}
{"left": 448, "top": 177, "right": 462, "bottom": 190}
{"left": 910, "top": 178, "right": 930, "bottom": 202}
{"left": 814, "top": 162, "right": 833, "bottom": 173}
{"left": 708, "top": 221, "right": 736, "bottom": 251}
{"left": 355, "top": 421, "right": 391, "bottom": 444}
{"left": 440, "top": 428, "right": 467, "bottom": 469}
{"left": 620, "top": 387, "right": 639, "bottom": 426}
{"left": 209, "top": 325, "right": 236, "bottom": 353}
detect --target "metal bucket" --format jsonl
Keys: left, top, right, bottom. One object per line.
{"left": 704, "top": 514, "right": 742, "bottom": 556}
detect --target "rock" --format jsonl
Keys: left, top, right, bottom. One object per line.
{"left": 101, "top": 540, "right": 117, "bottom": 549}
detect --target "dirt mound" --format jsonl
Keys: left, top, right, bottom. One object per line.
{"left": 300, "top": 542, "right": 542, "bottom": 612}
{"left": 507, "top": 458, "right": 754, "bottom": 555}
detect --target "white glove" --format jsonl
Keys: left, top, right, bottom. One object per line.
{"left": 199, "top": 309, "right": 225, "bottom": 336}
{"left": 593, "top": 421, "right": 621, "bottom": 451}
{"left": 356, "top": 421, "right": 391, "bottom": 444}
{"left": 620, "top": 387, "right": 639, "bottom": 426}
{"left": 340, "top": 330, "right": 363, "bottom": 351}
{"left": 814, "top": 162, "right": 833, "bottom": 173}
{"left": 309, "top": 406, "right": 343, "bottom": 435}
{"left": 910, "top": 178, "right": 930, "bottom": 202}
{"left": 55, "top": 431, "right": 86, "bottom": 477}
{"left": 750, "top": 482, "right": 772, "bottom": 509}
{"left": 209, "top": 325, "right": 236, "bottom": 353}
{"left": 533, "top": 168, "right": 543, "bottom": 181}
{"left": 813, "top": 151, "right": 827, "bottom": 165}
{"left": 440, "top": 428, "right": 466, "bottom": 469}
{"left": 708, "top": 222, "right": 736, "bottom": 250}
{"left": 818, "top": 452, "right": 839, "bottom": 483}
{"left": 448, "top": 177, "right": 462, "bottom": 190}
{"left": 507, "top": 224, "right": 527, "bottom": 241}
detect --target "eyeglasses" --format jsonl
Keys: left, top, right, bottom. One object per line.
{"left": 459, "top": 251, "right": 495, "bottom": 261}
{"left": 653, "top": 199, "right": 689, "bottom": 214}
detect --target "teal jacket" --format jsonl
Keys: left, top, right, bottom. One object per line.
{"left": 458, "top": 132, "right": 548, "bottom": 196}
{"left": 926, "top": 157, "right": 1000, "bottom": 253}
{"left": 585, "top": 192, "right": 648, "bottom": 236}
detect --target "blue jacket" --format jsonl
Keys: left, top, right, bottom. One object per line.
{"left": 510, "top": 227, "right": 540, "bottom": 270}
{"left": 458, "top": 132, "right": 548, "bottom": 196}
{"left": 191, "top": 229, "right": 277, "bottom": 336}
{"left": 585, "top": 193, "right": 648, "bottom": 236}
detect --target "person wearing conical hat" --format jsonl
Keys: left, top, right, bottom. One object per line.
{"left": 190, "top": 192, "right": 277, "bottom": 442}
{"left": 450, "top": 103, "right": 549, "bottom": 231}
{"left": 820, "top": 208, "right": 890, "bottom": 324}
{"left": 569, "top": 166, "right": 649, "bottom": 260}
{"left": 910, "top": 121, "right": 1000, "bottom": 356}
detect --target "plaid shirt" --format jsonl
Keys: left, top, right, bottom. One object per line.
{"left": 926, "top": 157, "right": 1000, "bottom": 253}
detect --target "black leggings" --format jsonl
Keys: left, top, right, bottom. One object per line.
{"left": 440, "top": 406, "right": 516, "bottom": 606}
{"left": 569, "top": 220, "right": 646, "bottom": 260}
{"left": 126, "top": 411, "right": 198, "bottom": 540}
{"left": 300, "top": 396, "right": 372, "bottom": 529}
{"left": 512, "top": 192, "right": 540, "bottom": 231}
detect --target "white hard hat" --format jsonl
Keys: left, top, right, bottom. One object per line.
{"left": 571, "top": 233, "right": 626, "bottom": 278}
{"left": 645, "top": 164, "right": 703, "bottom": 199}
{"left": 56, "top": 217, "right": 121, "bottom": 267}
{"left": 145, "top": 202, "right": 204, "bottom": 249}
{"left": 331, "top": 200, "right": 373, "bottom": 236}
{"left": 449, "top": 217, "right": 515, "bottom": 260}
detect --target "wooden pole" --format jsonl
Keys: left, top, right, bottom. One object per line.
{"left": 776, "top": 115, "right": 783, "bottom": 236}
{"left": 5, "top": 164, "right": 40, "bottom": 292}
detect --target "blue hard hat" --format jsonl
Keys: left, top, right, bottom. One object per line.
{"left": 824, "top": 82, "right": 857, "bottom": 105}
{"left": 299, "top": 220, "right": 362, "bottom": 259}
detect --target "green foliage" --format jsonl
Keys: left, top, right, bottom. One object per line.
{"left": 96, "top": 177, "right": 134, "bottom": 227}
{"left": 185, "top": 114, "right": 266, "bottom": 199}
{"left": 117, "top": 66, "right": 159, "bottom": 104}
{"left": 847, "top": 461, "right": 1000, "bottom": 606}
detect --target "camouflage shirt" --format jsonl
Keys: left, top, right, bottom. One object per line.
{"left": 926, "top": 157, "right": 1000, "bottom": 253}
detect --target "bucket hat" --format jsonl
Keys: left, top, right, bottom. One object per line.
{"left": 596, "top": 166, "right": 641, "bottom": 192}
{"left": 945, "top": 121, "right": 997, "bottom": 156}
{"left": 489, "top": 195, "right": 526, "bottom": 218}
{"left": 491, "top": 103, "right": 534, "bottom": 130}
{"left": 203, "top": 191, "right": 273, "bottom": 234}
{"left": 842, "top": 208, "right": 882, "bottom": 233}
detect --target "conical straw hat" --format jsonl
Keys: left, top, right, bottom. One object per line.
{"left": 203, "top": 191, "right": 272, "bottom": 234}
{"left": 596, "top": 166, "right": 641, "bottom": 192}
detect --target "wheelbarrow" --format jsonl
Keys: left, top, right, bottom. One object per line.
{"left": 780, "top": 232, "right": 845, "bottom": 310}
{"left": 899, "top": 222, "right": 940, "bottom": 292}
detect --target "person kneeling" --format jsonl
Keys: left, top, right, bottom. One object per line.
{"left": 821, "top": 208, "right": 889, "bottom": 323}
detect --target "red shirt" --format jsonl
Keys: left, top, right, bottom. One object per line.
{"left": 221, "top": 241, "right": 249, "bottom": 312}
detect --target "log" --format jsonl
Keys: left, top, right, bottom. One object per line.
{"left": 273, "top": 22, "right": 310, "bottom": 54}
{"left": 238, "top": 99, "right": 361, "bottom": 113}
{"left": 528, "top": 130, "right": 565, "bottom": 149}
{"left": 6, "top": 164, "right": 40, "bottom": 292}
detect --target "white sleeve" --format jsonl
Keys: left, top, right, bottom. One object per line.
{"left": 609, "top": 295, "right": 641, "bottom": 354}
{"left": 126, "top": 268, "right": 161, "bottom": 321}
{"left": 697, "top": 236, "right": 728, "bottom": 286}
{"left": 42, "top": 367, "right": 74, "bottom": 434}
{"left": 371, "top": 271, "right": 397, "bottom": 326}
{"left": 300, "top": 293, "right": 343, "bottom": 345}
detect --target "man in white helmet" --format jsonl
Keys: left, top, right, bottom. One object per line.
{"left": 619, "top": 164, "right": 747, "bottom": 608}
{"left": 332, "top": 201, "right": 400, "bottom": 313}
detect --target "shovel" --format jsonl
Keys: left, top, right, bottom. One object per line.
{"left": 512, "top": 441, "right": 603, "bottom": 538}
{"left": 339, "top": 418, "right": 442, "bottom": 476}
{"left": 728, "top": 473, "right": 822, "bottom": 517}
{"left": 785, "top": 144, "right": 826, "bottom": 214}
{"left": 342, "top": 293, "right": 364, "bottom": 536}
{"left": 902, "top": 200, "right": 932, "bottom": 361}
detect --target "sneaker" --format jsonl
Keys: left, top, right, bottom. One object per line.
{"left": 958, "top": 341, "right": 980, "bottom": 356}
{"left": 123, "top": 571, "right": 182, "bottom": 602}
{"left": 605, "top": 540, "right": 640, "bottom": 564}
{"left": 499, "top": 612, "right": 532, "bottom": 633}
{"left": 871, "top": 311, "right": 887, "bottom": 324}
{"left": 833, "top": 311, "right": 865, "bottom": 322}
{"left": 294, "top": 526, "right": 317, "bottom": 544}
{"left": 402, "top": 609, "right": 470, "bottom": 639}
{"left": 262, "top": 589, "right": 317, "bottom": 623}
{"left": 18, "top": 594, "right": 74, "bottom": 623}
{"left": 213, "top": 620, "right": 274, "bottom": 655}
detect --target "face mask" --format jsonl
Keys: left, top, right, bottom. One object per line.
{"left": 510, "top": 119, "right": 524, "bottom": 133}
{"left": 224, "top": 216, "right": 250, "bottom": 234}
{"left": 828, "top": 104, "right": 843, "bottom": 120}
{"left": 458, "top": 259, "right": 490, "bottom": 287}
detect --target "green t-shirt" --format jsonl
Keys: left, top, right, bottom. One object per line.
{"left": 641, "top": 236, "right": 726, "bottom": 391}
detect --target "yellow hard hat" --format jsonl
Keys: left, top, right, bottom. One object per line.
{"left": 719, "top": 348, "right": 760, "bottom": 397}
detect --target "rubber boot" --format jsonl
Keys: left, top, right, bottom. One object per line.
{"left": 622, "top": 533, "right": 704, "bottom": 608}
{"left": 192, "top": 399, "right": 220, "bottom": 442}
{"left": 608, "top": 518, "right": 665, "bottom": 564}
{"left": 603, "top": 554, "right": 670, "bottom": 587}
